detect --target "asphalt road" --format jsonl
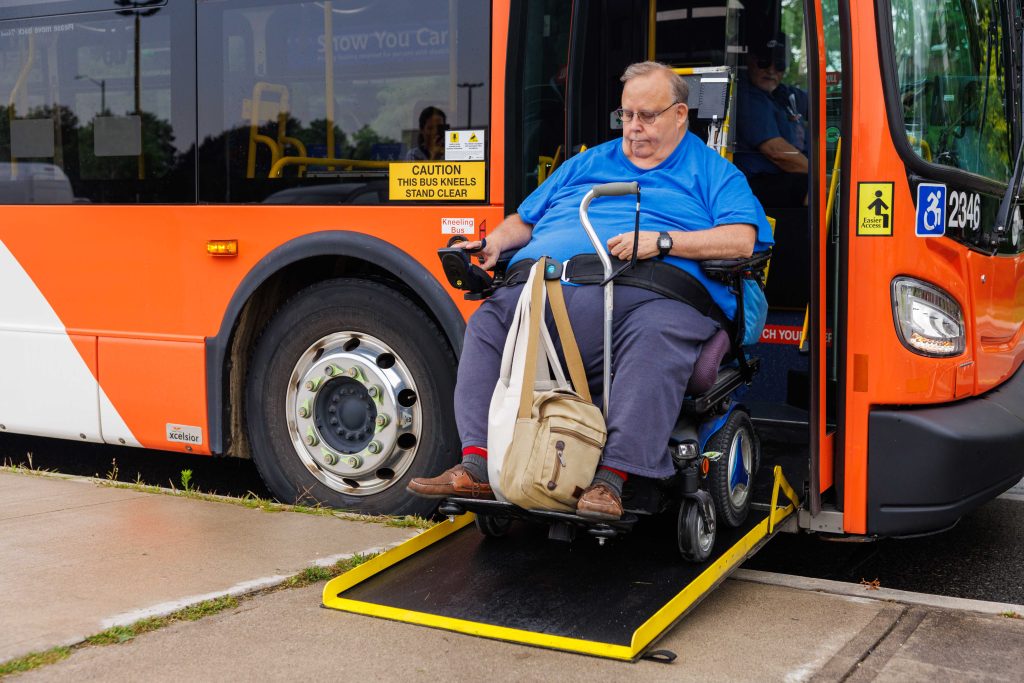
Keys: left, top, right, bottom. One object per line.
{"left": 2, "top": 432, "right": 1022, "bottom": 606}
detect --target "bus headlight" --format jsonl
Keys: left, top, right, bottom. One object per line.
{"left": 891, "top": 277, "right": 965, "bottom": 357}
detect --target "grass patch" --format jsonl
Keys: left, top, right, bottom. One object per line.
{"left": 86, "top": 596, "right": 239, "bottom": 647}
{"left": 1000, "top": 610, "right": 1022, "bottom": 619}
{"left": 284, "top": 552, "right": 377, "bottom": 588}
{"left": 0, "top": 553, "right": 378, "bottom": 677}
{"left": 96, "top": 479, "right": 435, "bottom": 531}
{"left": 0, "top": 647, "right": 71, "bottom": 676}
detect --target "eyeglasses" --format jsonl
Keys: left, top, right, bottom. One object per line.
{"left": 754, "top": 57, "right": 786, "bottom": 71}
{"left": 614, "top": 102, "right": 679, "bottom": 125}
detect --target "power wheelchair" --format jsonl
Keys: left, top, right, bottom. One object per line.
{"left": 437, "top": 182, "right": 770, "bottom": 562}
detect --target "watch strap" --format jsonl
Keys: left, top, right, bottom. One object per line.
{"left": 657, "top": 231, "right": 672, "bottom": 258}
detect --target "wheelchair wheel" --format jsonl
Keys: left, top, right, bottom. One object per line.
{"left": 706, "top": 410, "right": 759, "bottom": 528}
{"left": 475, "top": 513, "right": 513, "bottom": 538}
{"left": 678, "top": 499, "right": 716, "bottom": 562}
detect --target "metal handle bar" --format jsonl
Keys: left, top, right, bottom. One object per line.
{"left": 591, "top": 181, "right": 639, "bottom": 198}
{"left": 578, "top": 182, "right": 640, "bottom": 417}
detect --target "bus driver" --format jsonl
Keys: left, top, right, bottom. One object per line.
{"left": 408, "top": 61, "right": 774, "bottom": 520}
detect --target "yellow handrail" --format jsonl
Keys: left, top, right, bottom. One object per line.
{"left": 269, "top": 156, "right": 390, "bottom": 178}
{"left": 799, "top": 138, "right": 842, "bottom": 352}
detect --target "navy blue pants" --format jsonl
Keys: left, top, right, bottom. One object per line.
{"left": 454, "top": 283, "right": 719, "bottom": 478}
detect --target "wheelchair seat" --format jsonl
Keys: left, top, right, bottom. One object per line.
{"left": 686, "top": 327, "right": 731, "bottom": 396}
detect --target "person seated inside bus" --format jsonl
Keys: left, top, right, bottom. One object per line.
{"left": 405, "top": 106, "right": 447, "bottom": 161}
{"left": 734, "top": 33, "right": 809, "bottom": 208}
{"left": 407, "top": 62, "right": 773, "bottom": 520}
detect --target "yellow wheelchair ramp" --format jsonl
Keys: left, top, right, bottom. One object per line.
{"left": 323, "top": 468, "right": 798, "bottom": 662}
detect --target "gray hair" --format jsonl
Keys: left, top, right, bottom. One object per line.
{"left": 620, "top": 61, "right": 689, "bottom": 104}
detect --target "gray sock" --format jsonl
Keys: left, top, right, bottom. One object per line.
{"left": 461, "top": 454, "right": 488, "bottom": 483}
{"left": 593, "top": 467, "right": 625, "bottom": 497}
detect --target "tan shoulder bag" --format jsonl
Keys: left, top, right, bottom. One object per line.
{"left": 497, "top": 261, "right": 606, "bottom": 512}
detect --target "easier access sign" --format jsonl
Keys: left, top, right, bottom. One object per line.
{"left": 389, "top": 161, "right": 485, "bottom": 201}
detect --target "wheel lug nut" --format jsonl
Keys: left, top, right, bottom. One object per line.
{"left": 367, "top": 440, "right": 382, "bottom": 454}
{"left": 304, "top": 377, "right": 323, "bottom": 392}
{"left": 375, "top": 414, "right": 390, "bottom": 428}
{"left": 367, "top": 386, "right": 378, "bottom": 397}
{"left": 305, "top": 426, "right": 319, "bottom": 447}
{"left": 325, "top": 364, "right": 343, "bottom": 376}
{"left": 323, "top": 452, "right": 338, "bottom": 466}
{"left": 340, "top": 454, "right": 363, "bottom": 468}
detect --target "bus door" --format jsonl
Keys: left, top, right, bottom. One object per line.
{"left": 556, "top": 0, "right": 836, "bottom": 513}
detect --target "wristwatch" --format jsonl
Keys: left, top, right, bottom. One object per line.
{"left": 657, "top": 231, "right": 673, "bottom": 258}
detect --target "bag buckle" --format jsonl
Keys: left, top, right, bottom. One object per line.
{"left": 542, "top": 256, "right": 563, "bottom": 281}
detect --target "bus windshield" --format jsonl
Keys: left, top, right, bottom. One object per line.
{"left": 889, "top": 0, "right": 1013, "bottom": 185}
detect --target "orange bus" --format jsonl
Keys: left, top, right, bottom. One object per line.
{"left": 1, "top": 0, "right": 1022, "bottom": 538}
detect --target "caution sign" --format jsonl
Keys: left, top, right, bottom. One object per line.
{"left": 389, "top": 161, "right": 485, "bottom": 201}
{"left": 857, "top": 182, "right": 894, "bottom": 236}
{"left": 445, "top": 129, "right": 485, "bottom": 160}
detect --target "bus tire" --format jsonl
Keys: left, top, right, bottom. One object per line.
{"left": 245, "top": 278, "right": 459, "bottom": 517}
{"left": 705, "top": 410, "right": 758, "bottom": 528}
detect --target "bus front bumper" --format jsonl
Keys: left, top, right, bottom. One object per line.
{"left": 867, "top": 361, "right": 1024, "bottom": 536}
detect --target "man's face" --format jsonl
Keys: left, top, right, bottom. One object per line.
{"left": 747, "top": 56, "right": 783, "bottom": 93}
{"left": 620, "top": 72, "right": 686, "bottom": 163}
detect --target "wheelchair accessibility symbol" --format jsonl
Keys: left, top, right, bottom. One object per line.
{"left": 915, "top": 183, "right": 946, "bottom": 237}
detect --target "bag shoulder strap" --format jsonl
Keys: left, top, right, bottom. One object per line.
{"left": 545, "top": 277, "right": 591, "bottom": 403}
{"left": 518, "top": 263, "right": 546, "bottom": 419}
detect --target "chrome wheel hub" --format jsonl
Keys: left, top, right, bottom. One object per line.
{"left": 286, "top": 332, "right": 421, "bottom": 496}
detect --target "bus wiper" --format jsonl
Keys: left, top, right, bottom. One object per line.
{"left": 992, "top": 138, "right": 1024, "bottom": 254}
{"left": 991, "top": 16, "right": 1024, "bottom": 254}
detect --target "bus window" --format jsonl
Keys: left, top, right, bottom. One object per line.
{"left": 890, "top": 0, "right": 1012, "bottom": 184}
{"left": 506, "top": 0, "right": 571, "bottom": 205}
{"left": 196, "top": 0, "right": 490, "bottom": 205}
{"left": 0, "top": 2, "right": 196, "bottom": 203}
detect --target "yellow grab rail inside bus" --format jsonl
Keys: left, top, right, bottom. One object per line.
{"left": 246, "top": 82, "right": 309, "bottom": 179}
{"left": 269, "top": 156, "right": 390, "bottom": 178}
{"left": 799, "top": 138, "right": 842, "bottom": 352}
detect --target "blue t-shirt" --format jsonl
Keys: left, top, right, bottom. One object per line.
{"left": 734, "top": 79, "right": 809, "bottom": 176}
{"left": 512, "top": 133, "right": 773, "bottom": 321}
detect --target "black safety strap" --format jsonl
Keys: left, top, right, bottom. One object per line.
{"left": 563, "top": 255, "right": 733, "bottom": 335}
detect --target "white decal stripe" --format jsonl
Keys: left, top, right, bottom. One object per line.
{"left": 0, "top": 239, "right": 139, "bottom": 446}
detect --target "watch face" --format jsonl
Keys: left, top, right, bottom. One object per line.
{"left": 658, "top": 235, "right": 671, "bottom": 249}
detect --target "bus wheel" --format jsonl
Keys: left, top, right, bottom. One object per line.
{"left": 246, "top": 279, "right": 458, "bottom": 517}
{"left": 705, "top": 410, "right": 759, "bottom": 528}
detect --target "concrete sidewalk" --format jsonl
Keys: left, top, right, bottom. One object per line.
{"left": 2, "top": 468, "right": 1023, "bottom": 681}
{"left": 0, "top": 470, "right": 415, "bottom": 663}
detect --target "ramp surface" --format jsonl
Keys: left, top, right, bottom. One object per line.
{"left": 324, "top": 475, "right": 797, "bottom": 661}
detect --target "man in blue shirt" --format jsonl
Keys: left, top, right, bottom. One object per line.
{"left": 409, "top": 62, "right": 773, "bottom": 519}
{"left": 735, "top": 34, "right": 809, "bottom": 207}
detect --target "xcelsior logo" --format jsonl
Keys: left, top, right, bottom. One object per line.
{"left": 166, "top": 423, "right": 203, "bottom": 445}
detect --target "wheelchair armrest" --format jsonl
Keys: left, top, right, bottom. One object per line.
{"left": 490, "top": 250, "right": 519, "bottom": 285}
{"left": 700, "top": 249, "right": 772, "bottom": 284}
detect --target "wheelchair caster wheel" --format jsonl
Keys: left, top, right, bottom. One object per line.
{"left": 677, "top": 499, "right": 716, "bottom": 563}
{"left": 475, "top": 513, "right": 513, "bottom": 538}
